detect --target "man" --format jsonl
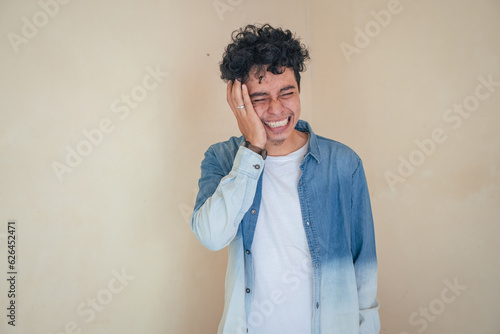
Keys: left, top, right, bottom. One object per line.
{"left": 191, "top": 24, "right": 379, "bottom": 334}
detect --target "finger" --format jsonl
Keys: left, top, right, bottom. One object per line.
{"left": 241, "top": 84, "right": 256, "bottom": 115}
{"left": 227, "top": 80, "right": 241, "bottom": 117}
{"left": 231, "top": 79, "right": 246, "bottom": 112}
{"left": 226, "top": 80, "right": 234, "bottom": 108}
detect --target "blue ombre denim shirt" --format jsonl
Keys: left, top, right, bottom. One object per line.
{"left": 191, "top": 120, "right": 380, "bottom": 334}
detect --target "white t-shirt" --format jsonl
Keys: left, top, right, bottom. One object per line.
{"left": 247, "top": 140, "right": 313, "bottom": 334}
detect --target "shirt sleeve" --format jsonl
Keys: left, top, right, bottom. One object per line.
{"left": 191, "top": 145, "right": 264, "bottom": 251}
{"left": 351, "top": 160, "right": 380, "bottom": 334}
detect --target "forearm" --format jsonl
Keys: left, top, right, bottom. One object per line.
{"left": 191, "top": 146, "right": 264, "bottom": 251}
{"left": 357, "top": 263, "right": 380, "bottom": 334}
{"left": 351, "top": 160, "right": 380, "bottom": 333}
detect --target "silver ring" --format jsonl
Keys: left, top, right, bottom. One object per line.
{"left": 237, "top": 105, "right": 245, "bottom": 109}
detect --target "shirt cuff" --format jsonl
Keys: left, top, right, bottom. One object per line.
{"left": 232, "top": 146, "right": 265, "bottom": 179}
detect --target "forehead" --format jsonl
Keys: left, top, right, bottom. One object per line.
{"left": 246, "top": 66, "right": 297, "bottom": 91}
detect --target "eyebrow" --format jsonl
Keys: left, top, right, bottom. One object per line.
{"left": 249, "top": 85, "right": 296, "bottom": 99}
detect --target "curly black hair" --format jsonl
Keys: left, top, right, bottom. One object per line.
{"left": 219, "top": 24, "right": 310, "bottom": 89}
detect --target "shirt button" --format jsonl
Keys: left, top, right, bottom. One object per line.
{"left": 246, "top": 288, "right": 251, "bottom": 293}
{"left": 251, "top": 209, "right": 256, "bottom": 214}
{"left": 306, "top": 221, "right": 310, "bottom": 227}
{"left": 316, "top": 302, "right": 319, "bottom": 309}
{"left": 246, "top": 249, "right": 250, "bottom": 254}
{"left": 253, "top": 164, "right": 260, "bottom": 170}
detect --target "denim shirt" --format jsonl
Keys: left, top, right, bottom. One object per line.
{"left": 191, "top": 120, "right": 380, "bottom": 334}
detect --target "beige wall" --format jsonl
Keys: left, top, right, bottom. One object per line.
{"left": 0, "top": 0, "right": 498, "bottom": 333}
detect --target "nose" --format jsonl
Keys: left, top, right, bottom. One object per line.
{"left": 268, "top": 97, "right": 285, "bottom": 115}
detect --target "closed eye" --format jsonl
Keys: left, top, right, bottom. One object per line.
{"left": 280, "top": 92, "right": 294, "bottom": 98}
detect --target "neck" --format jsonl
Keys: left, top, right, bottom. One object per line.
{"left": 265, "top": 130, "right": 308, "bottom": 156}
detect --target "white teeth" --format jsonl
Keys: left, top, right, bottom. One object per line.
{"left": 264, "top": 117, "right": 289, "bottom": 128}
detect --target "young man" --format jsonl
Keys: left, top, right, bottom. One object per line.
{"left": 191, "top": 24, "right": 380, "bottom": 334}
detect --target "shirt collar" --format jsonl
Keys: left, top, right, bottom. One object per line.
{"left": 295, "top": 119, "right": 321, "bottom": 163}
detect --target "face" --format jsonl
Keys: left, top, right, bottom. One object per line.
{"left": 245, "top": 66, "right": 301, "bottom": 149}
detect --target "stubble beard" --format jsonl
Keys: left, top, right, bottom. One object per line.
{"left": 269, "top": 139, "right": 285, "bottom": 146}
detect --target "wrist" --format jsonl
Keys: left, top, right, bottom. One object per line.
{"left": 243, "top": 140, "right": 267, "bottom": 160}
{"left": 245, "top": 136, "right": 266, "bottom": 150}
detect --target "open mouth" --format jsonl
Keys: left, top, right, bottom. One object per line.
{"left": 264, "top": 117, "right": 290, "bottom": 129}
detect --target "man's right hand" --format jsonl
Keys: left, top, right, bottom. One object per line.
{"left": 227, "top": 79, "right": 267, "bottom": 149}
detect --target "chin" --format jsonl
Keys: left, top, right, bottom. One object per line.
{"left": 266, "top": 133, "right": 289, "bottom": 146}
